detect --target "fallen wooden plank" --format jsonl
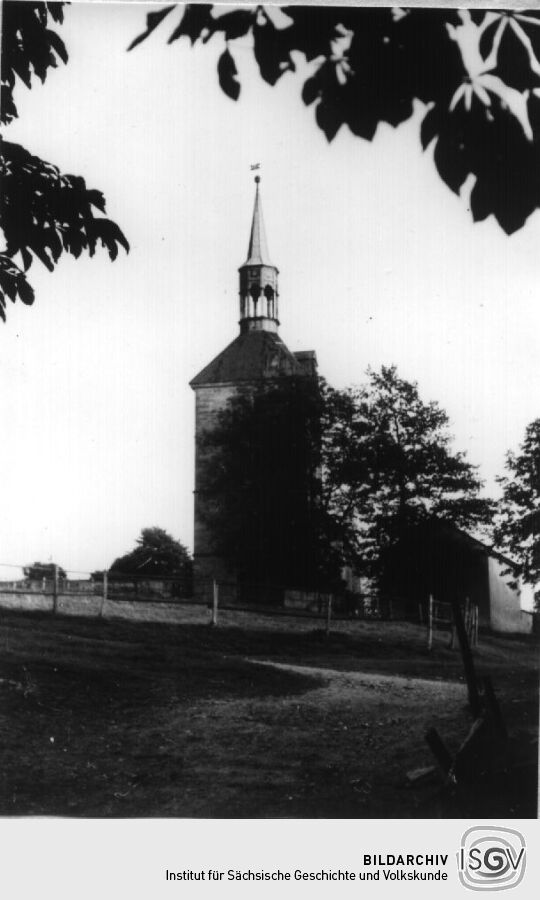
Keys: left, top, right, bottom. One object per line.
{"left": 406, "top": 765, "right": 438, "bottom": 785}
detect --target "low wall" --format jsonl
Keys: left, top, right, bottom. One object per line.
{"left": 0, "top": 591, "right": 198, "bottom": 624}
{"left": 0, "top": 592, "right": 52, "bottom": 612}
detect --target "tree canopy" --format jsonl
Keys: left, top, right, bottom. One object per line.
{"left": 320, "top": 367, "right": 492, "bottom": 577}
{"left": 199, "top": 367, "right": 491, "bottom": 590}
{"left": 0, "top": 1, "right": 128, "bottom": 321}
{"left": 496, "top": 419, "right": 540, "bottom": 602}
{"left": 132, "top": 3, "right": 540, "bottom": 234}
{"left": 109, "top": 527, "right": 193, "bottom": 590}
{"left": 23, "top": 560, "right": 66, "bottom": 580}
{"left": 199, "top": 378, "right": 342, "bottom": 590}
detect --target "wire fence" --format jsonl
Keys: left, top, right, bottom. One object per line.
{"left": 0, "top": 562, "right": 393, "bottom": 629}
{"left": 0, "top": 561, "right": 193, "bottom": 611}
{"left": 196, "top": 577, "right": 397, "bottom": 620}
{"left": 0, "top": 562, "right": 483, "bottom": 647}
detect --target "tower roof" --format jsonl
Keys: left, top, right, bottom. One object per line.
{"left": 190, "top": 173, "right": 317, "bottom": 389}
{"left": 190, "top": 330, "right": 304, "bottom": 387}
{"left": 242, "top": 176, "right": 274, "bottom": 267}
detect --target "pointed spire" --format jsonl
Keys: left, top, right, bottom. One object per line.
{"left": 238, "top": 175, "right": 279, "bottom": 334}
{"left": 244, "top": 176, "right": 273, "bottom": 266}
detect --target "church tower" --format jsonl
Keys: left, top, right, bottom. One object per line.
{"left": 190, "top": 177, "right": 317, "bottom": 600}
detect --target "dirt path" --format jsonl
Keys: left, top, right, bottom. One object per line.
{"left": 249, "top": 657, "right": 467, "bottom": 703}
{"left": 135, "top": 659, "right": 469, "bottom": 818}
{"left": 0, "top": 611, "right": 536, "bottom": 818}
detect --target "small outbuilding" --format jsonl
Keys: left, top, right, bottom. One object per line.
{"left": 380, "top": 521, "right": 532, "bottom": 635}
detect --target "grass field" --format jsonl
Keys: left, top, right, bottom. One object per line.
{"left": 0, "top": 604, "right": 537, "bottom": 818}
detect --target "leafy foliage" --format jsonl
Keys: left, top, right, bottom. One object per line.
{"left": 0, "top": 254, "right": 35, "bottom": 314}
{"left": 132, "top": 4, "right": 540, "bottom": 233}
{"left": 198, "top": 368, "right": 490, "bottom": 589}
{"left": 1, "top": 1, "right": 67, "bottom": 126}
{"left": 320, "top": 367, "right": 492, "bottom": 577}
{"left": 199, "top": 379, "right": 342, "bottom": 590}
{"left": 23, "top": 561, "right": 67, "bottom": 581}
{"left": 109, "top": 527, "right": 193, "bottom": 595}
{"left": 1, "top": 1, "right": 128, "bottom": 321}
{"left": 496, "top": 419, "right": 540, "bottom": 602}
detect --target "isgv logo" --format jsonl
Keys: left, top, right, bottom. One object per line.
{"left": 458, "top": 827, "right": 526, "bottom": 891}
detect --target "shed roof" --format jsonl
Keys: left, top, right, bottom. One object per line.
{"left": 402, "top": 519, "right": 519, "bottom": 571}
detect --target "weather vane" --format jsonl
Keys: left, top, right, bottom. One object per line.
{"left": 250, "top": 162, "right": 261, "bottom": 183}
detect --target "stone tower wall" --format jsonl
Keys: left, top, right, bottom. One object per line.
{"left": 193, "top": 383, "right": 239, "bottom": 600}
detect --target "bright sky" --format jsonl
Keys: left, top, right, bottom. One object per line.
{"left": 1, "top": 1, "right": 540, "bottom": 578}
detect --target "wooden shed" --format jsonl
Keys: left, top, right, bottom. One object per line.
{"left": 380, "top": 521, "right": 532, "bottom": 634}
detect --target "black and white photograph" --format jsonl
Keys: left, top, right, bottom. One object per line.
{"left": 0, "top": 0, "right": 539, "bottom": 848}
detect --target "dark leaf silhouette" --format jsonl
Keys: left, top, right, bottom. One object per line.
{"left": 425, "top": 89, "right": 540, "bottom": 234}
{"left": 46, "top": 27, "right": 68, "bottom": 64}
{"left": 0, "top": 140, "right": 129, "bottom": 318}
{"left": 0, "top": 255, "right": 35, "bottom": 321}
{"left": 166, "top": 3, "right": 214, "bottom": 46}
{"left": 212, "top": 9, "right": 254, "bottom": 42}
{"left": 127, "top": 5, "right": 175, "bottom": 52}
{"left": 1, "top": 3, "right": 128, "bottom": 322}
{"left": 252, "top": 16, "right": 296, "bottom": 85}
{"left": 131, "top": 3, "right": 540, "bottom": 233}
{"left": 479, "top": 12, "right": 540, "bottom": 92}
{"left": 301, "top": 76, "right": 319, "bottom": 107}
{"left": 1, "top": 1, "right": 68, "bottom": 124}
{"left": 420, "top": 105, "right": 440, "bottom": 150}
{"left": 217, "top": 47, "right": 240, "bottom": 101}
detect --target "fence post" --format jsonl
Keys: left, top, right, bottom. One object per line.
{"left": 325, "top": 594, "right": 333, "bottom": 637}
{"left": 53, "top": 564, "right": 58, "bottom": 615}
{"left": 99, "top": 570, "right": 108, "bottom": 618}
{"left": 482, "top": 675, "right": 507, "bottom": 739}
{"left": 464, "top": 596, "right": 471, "bottom": 642}
{"left": 210, "top": 580, "right": 219, "bottom": 626}
{"left": 427, "top": 594, "right": 433, "bottom": 651}
{"left": 450, "top": 596, "right": 482, "bottom": 718}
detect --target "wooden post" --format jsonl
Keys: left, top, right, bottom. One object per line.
{"left": 210, "top": 580, "right": 219, "bottom": 626}
{"left": 451, "top": 596, "right": 482, "bottom": 718}
{"left": 464, "top": 596, "right": 471, "bottom": 641}
{"left": 427, "top": 594, "right": 433, "bottom": 651}
{"left": 53, "top": 564, "right": 58, "bottom": 615}
{"left": 425, "top": 726, "right": 453, "bottom": 774}
{"left": 99, "top": 570, "right": 108, "bottom": 618}
{"left": 482, "top": 675, "right": 507, "bottom": 739}
{"left": 472, "top": 604, "right": 477, "bottom": 646}
{"left": 325, "top": 594, "right": 333, "bottom": 637}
